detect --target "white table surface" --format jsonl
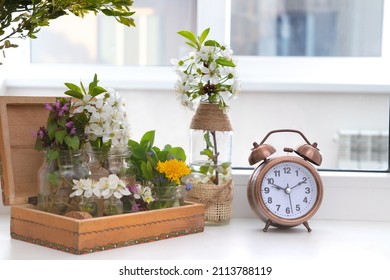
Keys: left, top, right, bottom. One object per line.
{"left": 2, "top": 215, "right": 390, "bottom": 279}
{"left": 1, "top": 214, "right": 389, "bottom": 261}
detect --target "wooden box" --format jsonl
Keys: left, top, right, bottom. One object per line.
{"left": 0, "top": 96, "right": 205, "bottom": 254}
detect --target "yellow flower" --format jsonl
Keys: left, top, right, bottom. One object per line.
{"left": 156, "top": 158, "right": 191, "bottom": 185}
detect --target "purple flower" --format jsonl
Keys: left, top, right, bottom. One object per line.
{"left": 44, "top": 103, "right": 52, "bottom": 111}
{"left": 54, "top": 100, "right": 61, "bottom": 110}
{"left": 70, "top": 127, "right": 76, "bottom": 135}
{"left": 65, "top": 121, "right": 74, "bottom": 128}
{"left": 185, "top": 182, "right": 192, "bottom": 191}
{"left": 128, "top": 184, "right": 141, "bottom": 194}
{"left": 34, "top": 127, "right": 47, "bottom": 140}
{"left": 62, "top": 102, "right": 69, "bottom": 111}
{"left": 132, "top": 203, "right": 140, "bottom": 212}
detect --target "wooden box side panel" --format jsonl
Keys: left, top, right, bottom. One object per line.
{"left": 11, "top": 205, "right": 81, "bottom": 250}
{"left": 77, "top": 203, "right": 205, "bottom": 252}
{"left": 11, "top": 203, "right": 205, "bottom": 254}
{"left": 0, "top": 97, "right": 56, "bottom": 206}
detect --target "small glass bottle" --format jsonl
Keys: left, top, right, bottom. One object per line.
{"left": 37, "top": 150, "right": 90, "bottom": 215}
{"left": 88, "top": 146, "right": 135, "bottom": 186}
{"left": 103, "top": 196, "right": 123, "bottom": 216}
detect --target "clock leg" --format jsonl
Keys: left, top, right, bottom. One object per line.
{"left": 303, "top": 221, "right": 312, "bottom": 232}
{"left": 263, "top": 219, "right": 273, "bottom": 232}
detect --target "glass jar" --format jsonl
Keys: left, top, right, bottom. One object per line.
{"left": 78, "top": 196, "right": 98, "bottom": 217}
{"left": 103, "top": 196, "right": 123, "bottom": 216}
{"left": 37, "top": 150, "right": 90, "bottom": 215}
{"left": 189, "top": 103, "right": 233, "bottom": 185}
{"left": 149, "top": 185, "right": 182, "bottom": 209}
{"left": 87, "top": 146, "right": 135, "bottom": 186}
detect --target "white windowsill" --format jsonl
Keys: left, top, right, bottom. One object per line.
{"left": 2, "top": 57, "right": 390, "bottom": 94}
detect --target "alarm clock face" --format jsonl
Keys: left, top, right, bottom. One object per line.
{"left": 260, "top": 161, "right": 318, "bottom": 220}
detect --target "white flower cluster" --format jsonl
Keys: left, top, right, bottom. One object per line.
{"left": 74, "top": 89, "right": 130, "bottom": 147}
{"left": 172, "top": 45, "right": 241, "bottom": 110}
{"left": 70, "top": 174, "right": 131, "bottom": 200}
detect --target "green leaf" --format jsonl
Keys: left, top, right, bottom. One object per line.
{"left": 88, "top": 74, "right": 99, "bottom": 94}
{"left": 91, "top": 85, "right": 106, "bottom": 97}
{"left": 216, "top": 58, "right": 236, "bottom": 67}
{"left": 128, "top": 139, "right": 140, "bottom": 149}
{"left": 140, "top": 130, "right": 155, "bottom": 147}
{"left": 158, "top": 150, "right": 169, "bottom": 162}
{"left": 47, "top": 149, "right": 59, "bottom": 161}
{"left": 185, "top": 42, "right": 197, "bottom": 49}
{"left": 35, "top": 138, "right": 43, "bottom": 151}
{"left": 47, "top": 119, "right": 57, "bottom": 139}
{"left": 199, "top": 164, "right": 210, "bottom": 175}
{"left": 64, "top": 82, "right": 81, "bottom": 93}
{"left": 200, "top": 148, "right": 214, "bottom": 159}
{"left": 162, "top": 144, "right": 172, "bottom": 152}
{"left": 204, "top": 40, "right": 220, "bottom": 47}
{"left": 132, "top": 145, "right": 147, "bottom": 159}
{"left": 101, "top": 9, "right": 115, "bottom": 16}
{"left": 64, "top": 90, "right": 83, "bottom": 100}
{"left": 178, "top": 30, "right": 198, "bottom": 46}
{"left": 198, "top": 28, "right": 210, "bottom": 45}
{"left": 64, "top": 136, "right": 80, "bottom": 150}
{"left": 203, "top": 132, "right": 214, "bottom": 149}
{"left": 141, "top": 161, "right": 154, "bottom": 180}
{"left": 146, "top": 151, "right": 158, "bottom": 167}
{"left": 118, "top": 17, "right": 134, "bottom": 27}
{"left": 47, "top": 171, "right": 59, "bottom": 185}
{"left": 168, "top": 147, "right": 186, "bottom": 161}
{"left": 55, "top": 129, "right": 67, "bottom": 144}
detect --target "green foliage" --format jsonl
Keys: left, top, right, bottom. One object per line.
{"left": 128, "top": 130, "right": 187, "bottom": 184}
{"left": 64, "top": 73, "right": 106, "bottom": 100}
{"left": 0, "top": 0, "right": 136, "bottom": 62}
{"left": 174, "top": 27, "right": 240, "bottom": 111}
{"left": 177, "top": 28, "right": 236, "bottom": 68}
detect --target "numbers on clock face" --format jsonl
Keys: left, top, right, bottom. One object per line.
{"left": 261, "top": 162, "right": 318, "bottom": 219}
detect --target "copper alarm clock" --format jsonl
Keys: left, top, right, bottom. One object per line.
{"left": 247, "top": 129, "right": 323, "bottom": 232}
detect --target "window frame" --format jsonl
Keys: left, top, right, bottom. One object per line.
{"left": 1, "top": 0, "right": 390, "bottom": 172}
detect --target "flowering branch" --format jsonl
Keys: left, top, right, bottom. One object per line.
{"left": 172, "top": 28, "right": 241, "bottom": 110}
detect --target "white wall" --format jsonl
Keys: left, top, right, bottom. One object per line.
{"left": 4, "top": 80, "right": 389, "bottom": 169}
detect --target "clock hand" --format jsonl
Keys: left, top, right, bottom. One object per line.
{"left": 288, "top": 193, "right": 294, "bottom": 214}
{"left": 291, "top": 180, "right": 307, "bottom": 190}
{"left": 269, "top": 183, "right": 285, "bottom": 191}
{"left": 286, "top": 184, "right": 294, "bottom": 214}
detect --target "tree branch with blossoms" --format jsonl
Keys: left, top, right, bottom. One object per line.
{"left": 173, "top": 28, "right": 239, "bottom": 186}
{"left": 172, "top": 28, "right": 241, "bottom": 110}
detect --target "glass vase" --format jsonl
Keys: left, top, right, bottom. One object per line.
{"left": 87, "top": 146, "right": 135, "bottom": 185}
{"left": 188, "top": 103, "right": 233, "bottom": 225}
{"left": 37, "top": 150, "right": 90, "bottom": 215}
{"left": 149, "top": 185, "right": 181, "bottom": 209}
{"left": 189, "top": 103, "right": 232, "bottom": 185}
{"left": 103, "top": 196, "right": 124, "bottom": 216}
{"left": 78, "top": 196, "right": 98, "bottom": 217}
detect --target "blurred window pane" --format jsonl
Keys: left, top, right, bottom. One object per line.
{"left": 31, "top": 0, "right": 197, "bottom": 65}
{"left": 231, "top": 0, "right": 384, "bottom": 57}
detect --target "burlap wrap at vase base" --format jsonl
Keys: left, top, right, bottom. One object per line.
{"left": 187, "top": 180, "right": 233, "bottom": 225}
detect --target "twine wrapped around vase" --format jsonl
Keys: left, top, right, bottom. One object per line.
{"left": 190, "top": 103, "right": 232, "bottom": 132}
{"left": 187, "top": 180, "right": 233, "bottom": 225}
